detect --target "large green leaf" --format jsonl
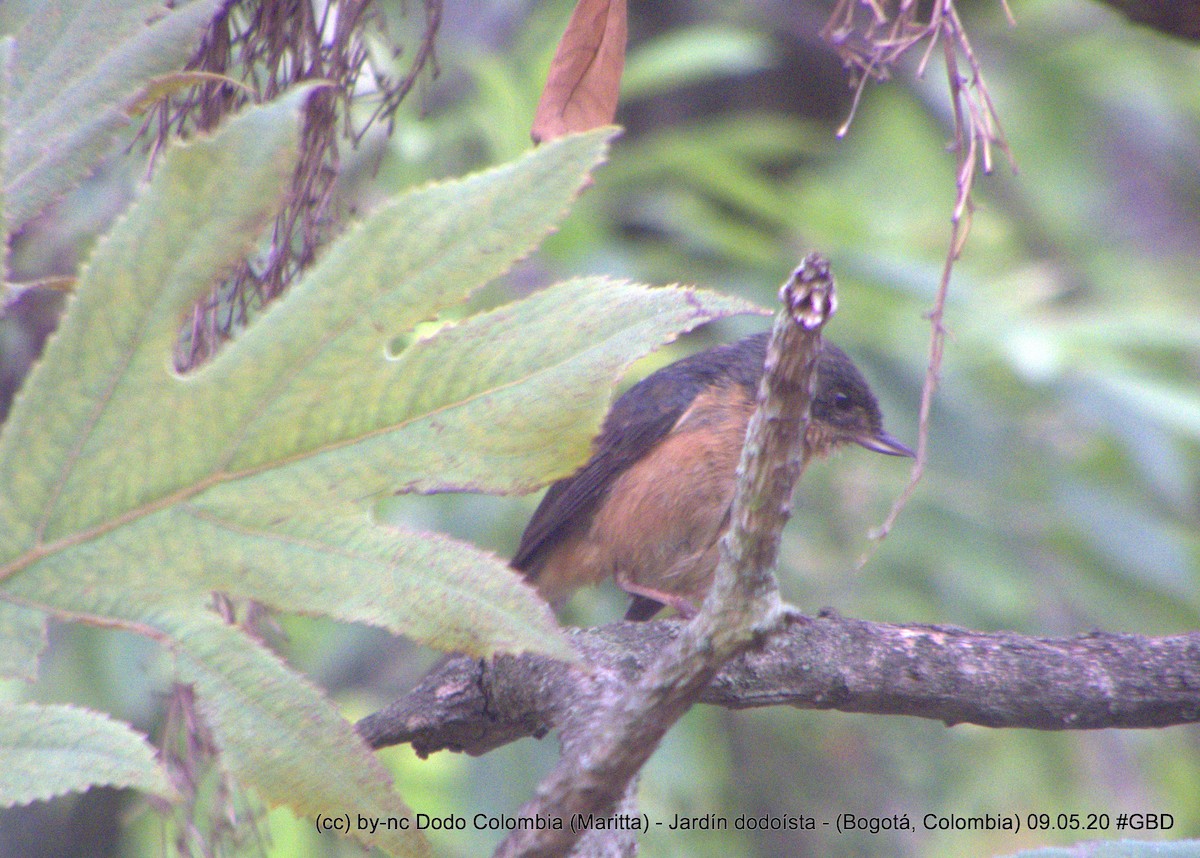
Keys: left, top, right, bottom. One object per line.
{"left": 0, "top": 703, "right": 172, "bottom": 807}
{"left": 166, "top": 612, "right": 427, "bottom": 857}
{"left": 0, "top": 88, "right": 306, "bottom": 556}
{"left": 3, "top": 0, "right": 223, "bottom": 231}
{"left": 0, "top": 86, "right": 758, "bottom": 850}
{"left": 0, "top": 112, "right": 755, "bottom": 658}
{"left": 215, "top": 275, "right": 756, "bottom": 500}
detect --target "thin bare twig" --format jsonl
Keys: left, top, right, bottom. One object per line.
{"left": 822, "top": 0, "right": 1015, "bottom": 546}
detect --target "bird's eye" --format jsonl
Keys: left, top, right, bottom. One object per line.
{"left": 833, "top": 391, "right": 852, "bottom": 410}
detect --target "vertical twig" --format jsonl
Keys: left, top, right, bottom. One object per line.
{"left": 822, "top": 0, "right": 1015, "bottom": 544}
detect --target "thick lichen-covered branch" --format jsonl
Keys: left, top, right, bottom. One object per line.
{"left": 358, "top": 617, "right": 1200, "bottom": 757}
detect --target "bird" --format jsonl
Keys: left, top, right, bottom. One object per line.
{"left": 512, "top": 330, "right": 914, "bottom": 621}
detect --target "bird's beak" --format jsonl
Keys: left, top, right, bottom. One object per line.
{"left": 854, "top": 431, "right": 916, "bottom": 458}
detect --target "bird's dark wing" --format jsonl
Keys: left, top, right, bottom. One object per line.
{"left": 512, "top": 333, "right": 769, "bottom": 576}
{"left": 511, "top": 380, "right": 689, "bottom": 573}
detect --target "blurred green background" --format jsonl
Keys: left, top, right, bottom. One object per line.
{"left": 2, "top": 0, "right": 1198, "bottom": 856}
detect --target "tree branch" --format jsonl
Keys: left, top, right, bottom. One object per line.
{"left": 1091, "top": 0, "right": 1200, "bottom": 41}
{"left": 357, "top": 614, "right": 1200, "bottom": 757}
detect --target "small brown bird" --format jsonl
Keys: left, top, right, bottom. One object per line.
{"left": 513, "top": 331, "right": 913, "bottom": 620}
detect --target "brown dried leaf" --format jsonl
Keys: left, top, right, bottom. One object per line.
{"left": 531, "top": 0, "right": 627, "bottom": 143}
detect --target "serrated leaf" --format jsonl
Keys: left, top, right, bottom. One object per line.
{"left": 1, "top": 129, "right": 655, "bottom": 667}
{"left": 194, "top": 128, "right": 631, "bottom": 477}
{"left": 9, "top": 129, "right": 621, "bottom": 550}
{"left": 7, "top": 504, "right": 566, "bottom": 660}
{"left": 4, "top": 0, "right": 223, "bottom": 229}
{"left": 0, "top": 90, "right": 307, "bottom": 556}
{"left": 208, "top": 276, "right": 761, "bottom": 505}
{"left": 0, "top": 121, "right": 759, "bottom": 660}
{"left": 167, "top": 612, "right": 428, "bottom": 857}
{"left": 0, "top": 703, "right": 172, "bottom": 807}
{"left": 0, "top": 102, "right": 760, "bottom": 853}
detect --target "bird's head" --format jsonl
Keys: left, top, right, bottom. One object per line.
{"left": 809, "top": 343, "right": 915, "bottom": 459}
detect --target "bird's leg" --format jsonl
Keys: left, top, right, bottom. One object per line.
{"left": 615, "top": 569, "right": 700, "bottom": 619}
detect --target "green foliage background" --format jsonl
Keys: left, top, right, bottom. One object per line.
{"left": 2, "top": 0, "right": 1199, "bottom": 856}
